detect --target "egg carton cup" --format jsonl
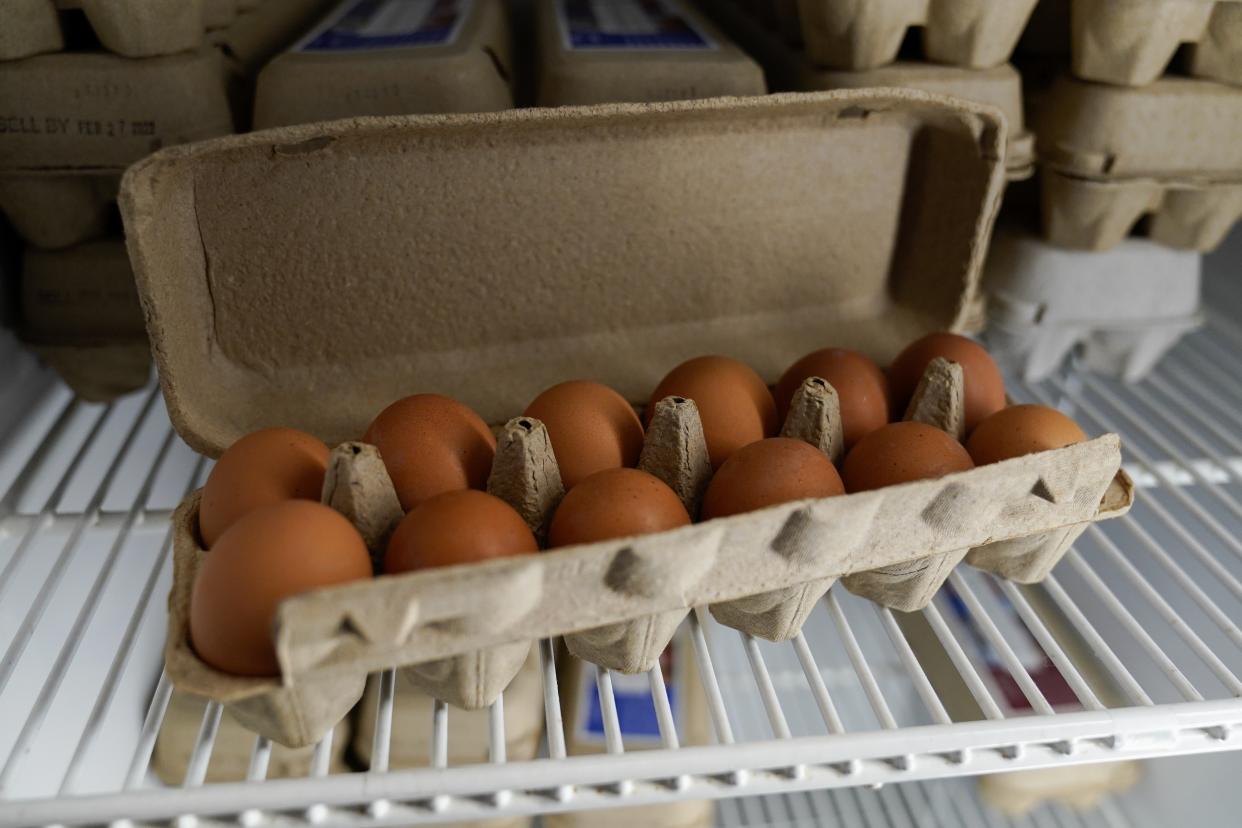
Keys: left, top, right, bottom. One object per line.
{"left": 165, "top": 492, "right": 367, "bottom": 748}
{"left": 1042, "top": 169, "right": 1242, "bottom": 252}
{"left": 0, "top": 173, "right": 119, "bottom": 250}
{"left": 352, "top": 645, "right": 544, "bottom": 770}
{"left": 793, "top": 0, "right": 1038, "bottom": 70}
{"left": 0, "top": 0, "right": 208, "bottom": 61}
{"left": 983, "top": 227, "right": 1203, "bottom": 383}
{"left": 1073, "top": 0, "right": 1242, "bottom": 87}
{"left": 1034, "top": 75, "right": 1242, "bottom": 251}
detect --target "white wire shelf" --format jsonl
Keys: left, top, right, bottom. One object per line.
{"left": 3, "top": 311, "right": 1242, "bottom": 828}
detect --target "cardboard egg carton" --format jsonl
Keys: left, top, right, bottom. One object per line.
{"left": 1033, "top": 75, "right": 1242, "bottom": 251}
{"left": 0, "top": 173, "right": 118, "bottom": 250}
{"left": 983, "top": 226, "right": 1202, "bottom": 383}
{"left": 792, "top": 0, "right": 1038, "bottom": 70}
{"left": 0, "top": 0, "right": 224, "bottom": 62}
{"left": 534, "top": 0, "right": 765, "bottom": 106}
{"left": 1072, "top": 0, "right": 1242, "bottom": 87}
{"left": 705, "top": 0, "right": 1033, "bottom": 180}
{"left": 210, "top": 0, "right": 341, "bottom": 78}
{"left": 0, "top": 49, "right": 235, "bottom": 174}
{"left": 253, "top": 0, "right": 514, "bottom": 130}
{"left": 19, "top": 239, "right": 151, "bottom": 400}
{"left": 120, "top": 91, "right": 1136, "bottom": 747}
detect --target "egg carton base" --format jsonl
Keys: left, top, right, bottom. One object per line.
{"left": 1072, "top": 0, "right": 1242, "bottom": 87}
{"left": 0, "top": 173, "right": 119, "bottom": 250}
{"left": 1, "top": 0, "right": 209, "bottom": 61}
{"left": 794, "top": 0, "right": 1038, "bottom": 70}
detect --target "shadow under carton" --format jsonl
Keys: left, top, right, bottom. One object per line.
{"left": 794, "top": 0, "right": 1037, "bottom": 70}
{"left": 119, "top": 91, "right": 1095, "bottom": 744}
{"left": 1072, "top": 0, "right": 1242, "bottom": 88}
{"left": 1034, "top": 75, "right": 1242, "bottom": 251}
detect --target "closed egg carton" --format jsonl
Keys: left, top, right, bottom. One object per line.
{"left": 152, "top": 689, "right": 350, "bottom": 784}
{"left": 0, "top": 0, "right": 207, "bottom": 61}
{"left": 793, "top": 0, "right": 1038, "bottom": 70}
{"left": 20, "top": 239, "right": 151, "bottom": 400}
{"left": 983, "top": 226, "right": 1202, "bottom": 383}
{"left": 1073, "top": 0, "right": 1242, "bottom": 87}
{"left": 0, "top": 173, "right": 119, "bottom": 249}
{"left": 252, "top": 0, "right": 514, "bottom": 130}
{"left": 704, "top": 0, "right": 1033, "bottom": 181}
{"left": 534, "top": 0, "right": 766, "bottom": 106}
{"left": 0, "top": 49, "right": 235, "bottom": 174}
{"left": 1034, "top": 74, "right": 1242, "bottom": 251}
{"left": 1041, "top": 170, "right": 1242, "bottom": 252}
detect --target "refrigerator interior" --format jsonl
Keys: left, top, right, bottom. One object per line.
{"left": 0, "top": 227, "right": 1240, "bottom": 827}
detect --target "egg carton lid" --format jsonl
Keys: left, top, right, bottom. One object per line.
{"left": 119, "top": 90, "right": 1007, "bottom": 457}
{"left": 1033, "top": 74, "right": 1242, "bottom": 182}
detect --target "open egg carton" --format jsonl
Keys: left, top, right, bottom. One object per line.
{"left": 793, "top": 0, "right": 1038, "bottom": 70}
{"left": 1072, "top": 0, "right": 1242, "bottom": 87}
{"left": 120, "top": 91, "right": 1132, "bottom": 748}
{"left": 1032, "top": 74, "right": 1242, "bottom": 251}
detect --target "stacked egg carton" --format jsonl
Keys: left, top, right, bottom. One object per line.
{"left": 980, "top": 0, "right": 1225, "bottom": 383}
{"left": 0, "top": 0, "right": 334, "bottom": 400}
{"left": 705, "top": 0, "right": 1039, "bottom": 186}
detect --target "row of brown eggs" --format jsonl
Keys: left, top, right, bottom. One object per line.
{"left": 188, "top": 333, "right": 1086, "bottom": 678}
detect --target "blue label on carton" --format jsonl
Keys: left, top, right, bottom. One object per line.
{"left": 575, "top": 640, "right": 682, "bottom": 746}
{"left": 557, "top": 0, "right": 715, "bottom": 50}
{"left": 299, "top": 0, "right": 470, "bottom": 52}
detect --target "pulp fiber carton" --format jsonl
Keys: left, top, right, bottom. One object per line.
{"left": 0, "top": 173, "right": 118, "bottom": 250}
{"left": 0, "top": 49, "right": 234, "bottom": 172}
{"left": 152, "top": 690, "right": 350, "bottom": 784}
{"left": 1033, "top": 75, "right": 1242, "bottom": 251}
{"left": 0, "top": 0, "right": 208, "bottom": 61}
{"left": 984, "top": 227, "right": 1202, "bottom": 383}
{"left": 706, "top": 0, "right": 1033, "bottom": 180}
{"left": 253, "top": 0, "right": 514, "bottom": 129}
{"left": 19, "top": 239, "right": 150, "bottom": 400}
{"left": 211, "top": 0, "right": 342, "bottom": 77}
{"left": 546, "top": 633, "right": 713, "bottom": 828}
{"left": 1073, "top": 0, "right": 1242, "bottom": 87}
{"left": 535, "top": 0, "right": 765, "bottom": 106}
{"left": 794, "top": 0, "right": 1038, "bottom": 70}
{"left": 120, "top": 92, "right": 1131, "bottom": 748}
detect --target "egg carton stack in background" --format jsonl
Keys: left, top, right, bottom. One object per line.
{"left": 532, "top": 0, "right": 766, "bottom": 107}
{"left": 976, "top": 0, "right": 1226, "bottom": 383}
{"left": 702, "top": 0, "right": 1038, "bottom": 185}
{"left": 0, "top": 0, "right": 334, "bottom": 401}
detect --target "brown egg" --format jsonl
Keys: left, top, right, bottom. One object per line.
{"left": 198, "top": 427, "right": 330, "bottom": 548}
{"left": 646, "top": 355, "right": 778, "bottom": 469}
{"left": 364, "top": 394, "right": 497, "bottom": 511}
{"left": 774, "top": 348, "right": 890, "bottom": 449}
{"left": 385, "top": 490, "right": 538, "bottom": 574}
{"left": 888, "top": 333, "right": 1006, "bottom": 433}
{"left": 190, "top": 500, "right": 371, "bottom": 677}
{"left": 523, "top": 380, "right": 644, "bottom": 490}
{"left": 966, "top": 404, "right": 1088, "bottom": 465}
{"left": 702, "top": 438, "right": 844, "bottom": 520}
{"left": 548, "top": 467, "right": 690, "bottom": 547}
{"left": 842, "top": 421, "right": 974, "bottom": 492}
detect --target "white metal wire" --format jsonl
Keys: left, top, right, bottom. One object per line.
{"left": 3, "top": 318, "right": 1242, "bottom": 827}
